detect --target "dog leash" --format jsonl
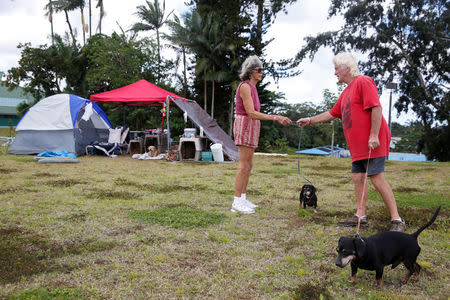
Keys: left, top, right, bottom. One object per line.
{"left": 297, "top": 127, "right": 313, "bottom": 185}
{"left": 356, "top": 150, "right": 372, "bottom": 236}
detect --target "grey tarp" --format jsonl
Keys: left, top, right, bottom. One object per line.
{"left": 170, "top": 97, "right": 238, "bottom": 161}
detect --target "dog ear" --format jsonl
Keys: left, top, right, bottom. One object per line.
{"left": 354, "top": 237, "right": 366, "bottom": 258}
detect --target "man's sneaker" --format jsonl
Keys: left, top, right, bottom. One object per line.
{"left": 338, "top": 215, "right": 369, "bottom": 227}
{"left": 231, "top": 200, "right": 255, "bottom": 214}
{"left": 390, "top": 219, "right": 406, "bottom": 232}
{"left": 242, "top": 198, "right": 258, "bottom": 209}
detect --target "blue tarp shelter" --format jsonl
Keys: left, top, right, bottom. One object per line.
{"left": 296, "top": 145, "right": 345, "bottom": 157}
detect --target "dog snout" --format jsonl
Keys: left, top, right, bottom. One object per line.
{"left": 335, "top": 256, "right": 343, "bottom": 267}
{"left": 335, "top": 254, "right": 355, "bottom": 268}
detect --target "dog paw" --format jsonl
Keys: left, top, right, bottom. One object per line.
{"left": 375, "top": 279, "right": 383, "bottom": 289}
{"left": 347, "top": 277, "right": 356, "bottom": 284}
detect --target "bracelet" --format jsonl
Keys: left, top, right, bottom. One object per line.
{"left": 308, "top": 117, "right": 312, "bottom": 126}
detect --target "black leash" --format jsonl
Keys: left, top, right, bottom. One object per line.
{"left": 297, "top": 127, "right": 313, "bottom": 185}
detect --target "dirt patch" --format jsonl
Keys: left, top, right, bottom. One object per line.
{"left": 44, "top": 178, "right": 88, "bottom": 187}
{"left": 0, "top": 226, "right": 74, "bottom": 283}
{"left": 32, "top": 171, "right": 57, "bottom": 178}
{"left": 291, "top": 282, "right": 332, "bottom": 299}
{"left": 393, "top": 186, "right": 424, "bottom": 193}
{"left": 287, "top": 216, "right": 308, "bottom": 229}
{"left": 328, "top": 178, "right": 352, "bottom": 187}
{"left": 0, "top": 186, "right": 38, "bottom": 194}
{"left": 106, "top": 224, "right": 144, "bottom": 236}
{"left": 215, "top": 189, "right": 234, "bottom": 195}
{"left": 59, "top": 212, "right": 89, "bottom": 222}
{"left": 318, "top": 162, "right": 349, "bottom": 171}
{"left": 85, "top": 188, "right": 141, "bottom": 200}
{"left": 307, "top": 171, "right": 335, "bottom": 177}
{"left": 245, "top": 189, "right": 265, "bottom": 196}
{"left": 115, "top": 177, "right": 207, "bottom": 193}
{"left": 0, "top": 167, "right": 17, "bottom": 174}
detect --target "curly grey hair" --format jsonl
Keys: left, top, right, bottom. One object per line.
{"left": 333, "top": 52, "right": 360, "bottom": 77}
{"left": 239, "top": 55, "right": 263, "bottom": 81}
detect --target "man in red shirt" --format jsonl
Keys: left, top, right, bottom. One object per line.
{"left": 297, "top": 52, "right": 406, "bottom": 232}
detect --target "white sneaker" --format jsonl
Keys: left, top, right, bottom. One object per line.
{"left": 240, "top": 194, "right": 258, "bottom": 209}
{"left": 242, "top": 198, "right": 258, "bottom": 209}
{"left": 230, "top": 198, "right": 255, "bottom": 214}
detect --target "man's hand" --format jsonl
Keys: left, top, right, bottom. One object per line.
{"left": 296, "top": 117, "right": 310, "bottom": 128}
{"left": 368, "top": 135, "right": 380, "bottom": 150}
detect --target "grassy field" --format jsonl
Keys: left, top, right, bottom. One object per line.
{"left": 0, "top": 152, "right": 448, "bottom": 299}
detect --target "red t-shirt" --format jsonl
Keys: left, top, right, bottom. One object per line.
{"left": 329, "top": 75, "right": 391, "bottom": 162}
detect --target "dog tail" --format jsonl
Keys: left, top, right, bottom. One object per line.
{"left": 412, "top": 206, "right": 441, "bottom": 238}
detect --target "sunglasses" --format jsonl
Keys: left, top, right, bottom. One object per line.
{"left": 254, "top": 67, "right": 263, "bottom": 73}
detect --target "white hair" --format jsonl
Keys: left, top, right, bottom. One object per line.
{"left": 239, "top": 55, "right": 263, "bottom": 81}
{"left": 333, "top": 52, "right": 360, "bottom": 77}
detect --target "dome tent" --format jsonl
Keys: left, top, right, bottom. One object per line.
{"left": 8, "top": 94, "right": 112, "bottom": 155}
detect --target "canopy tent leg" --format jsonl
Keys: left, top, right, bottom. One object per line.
{"left": 166, "top": 96, "right": 171, "bottom": 152}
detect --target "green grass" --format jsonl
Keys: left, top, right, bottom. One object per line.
{"left": 129, "top": 205, "right": 227, "bottom": 229}
{"left": 368, "top": 190, "right": 449, "bottom": 209}
{"left": 0, "top": 154, "right": 448, "bottom": 299}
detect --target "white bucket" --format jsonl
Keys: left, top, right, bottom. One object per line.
{"left": 210, "top": 143, "right": 224, "bottom": 162}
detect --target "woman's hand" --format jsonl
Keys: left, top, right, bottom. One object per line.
{"left": 274, "top": 115, "right": 292, "bottom": 125}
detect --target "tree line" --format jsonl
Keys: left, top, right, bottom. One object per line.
{"left": 2, "top": 0, "right": 448, "bottom": 161}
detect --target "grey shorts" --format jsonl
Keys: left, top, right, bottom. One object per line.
{"left": 351, "top": 156, "right": 386, "bottom": 176}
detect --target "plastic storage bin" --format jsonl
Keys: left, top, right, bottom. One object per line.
{"left": 201, "top": 151, "right": 213, "bottom": 161}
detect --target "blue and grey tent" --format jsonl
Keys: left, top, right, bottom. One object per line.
{"left": 8, "top": 94, "right": 112, "bottom": 155}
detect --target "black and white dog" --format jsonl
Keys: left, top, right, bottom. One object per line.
{"left": 299, "top": 184, "right": 317, "bottom": 209}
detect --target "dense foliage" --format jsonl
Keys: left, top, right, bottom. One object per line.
{"left": 1, "top": 0, "right": 447, "bottom": 159}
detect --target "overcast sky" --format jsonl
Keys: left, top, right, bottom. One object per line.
{"left": 0, "top": 0, "right": 414, "bottom": 124}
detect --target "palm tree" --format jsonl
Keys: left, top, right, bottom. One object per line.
{"left": 49, "top": 0, "right": 83, "bottom": 47}
{"left": 165, "top": 15, "right": 191, "bottom": 96}
{"left": 188, "top": 11, "right": 229, "bottom": 118}
{"left": 96, "top": 0, "right": 104, "bottom": 34}
{"left": 44, "top": 0, "right": 55, "bottom": 45}
{"left": 131, "top": 0, "right": 173, "bottom": 83}
{"left": 88, "top": 0, "right": 91, "bottom": 37}
{"left": 77, "top": 0, "right": 88, "bottom": 45}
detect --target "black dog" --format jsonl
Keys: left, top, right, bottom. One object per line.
{"left": 335, "top": 206, "right": 441, "bottom": 288}
{"left": 299, "top": 184, "right": 317, "bottom": 209}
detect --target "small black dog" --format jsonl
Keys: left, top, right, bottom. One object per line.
{"left": 335, "top": 206, "right": 441, "bottom": 288}
{"left": 299, "top": 184, "right": 317, "bottom": 209}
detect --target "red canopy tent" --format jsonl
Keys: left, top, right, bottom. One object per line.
{"left": 89, "top": 79, "right": 239, "bottom": 161}
{"left": 90, "top": 79, "right": 184, "bottom": 105}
